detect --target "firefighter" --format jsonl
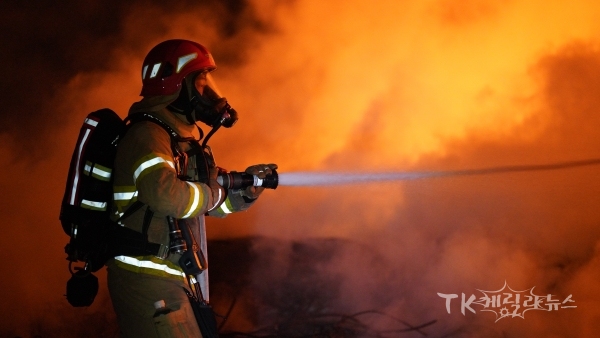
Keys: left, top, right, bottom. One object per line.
{"left": 106, "top": 39, "right": 277, "bottom": 337}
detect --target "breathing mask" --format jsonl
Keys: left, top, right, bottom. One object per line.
{"left": 168, "top": 71, "right": 238, "bottom": 129}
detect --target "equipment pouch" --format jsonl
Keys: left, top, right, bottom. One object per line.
{"left": 177, "top": 218, "right": 207, "bottom": 275}
{"left": 178, "top": 249, "right": 207, "bottom": 276}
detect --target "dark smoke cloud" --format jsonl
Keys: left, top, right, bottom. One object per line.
{"left": 0, "top": 2, "right": 126, "bottom": 143}
{"left": 0, "top": 0, "right": 271, "bottom": 158}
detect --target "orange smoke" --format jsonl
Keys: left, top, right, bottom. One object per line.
{"left": 3, "top": 0, "right": 600, "bottom": 336}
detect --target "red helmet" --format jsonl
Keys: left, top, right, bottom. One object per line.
{"left": 140, "top": 39, "right": 217, "bottom": 97}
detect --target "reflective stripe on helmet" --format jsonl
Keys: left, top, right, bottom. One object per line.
{"left": 114, "top": 255, "right": 185, "bottom": 279}
{"left": 176, "top": 53, "right": 197, "bottom": 73}
{"left": 149, "top": 63, "right": 161, "bottom": 78}
{"left": 142, "top": 65, "right": 149, "bottom": 79}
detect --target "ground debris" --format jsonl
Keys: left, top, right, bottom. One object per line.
{"left": 220, "top": 309, "right": 437, "bottom": 337}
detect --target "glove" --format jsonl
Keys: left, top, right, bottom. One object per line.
{"left": 207, "top": 166, "right": 226, "bottom": 211}
{"left": 243, "top": 163, "right": 278, "bottom": 199}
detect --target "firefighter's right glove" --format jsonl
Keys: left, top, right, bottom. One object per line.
{"left": 243, "top": 163, "right": 278, "bottom": 200}
{"left": 207, "top": 166, "right": 226, "bottom": 211}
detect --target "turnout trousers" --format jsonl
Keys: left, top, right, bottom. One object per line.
{"left": 107, "top": 260, "right": 202, "bottom": 337}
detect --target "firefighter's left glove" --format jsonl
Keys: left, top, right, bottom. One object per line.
{"left": 243, "top": 163, "right": 278, "bottom": 200}
{"left": 207, "top": 166, "right": 226, "bottom": 211}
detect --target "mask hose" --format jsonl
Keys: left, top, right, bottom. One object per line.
{"left": 201, "top": 121, "right": 222, "bottom": 148}
{"left": 201, "top": 105, "right": 236, "bottom": 147}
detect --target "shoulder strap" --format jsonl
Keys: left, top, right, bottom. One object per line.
{"left": 141, "top": 206, "right": 154, "bottom": 239}
{"left": 116, "top": 200, "right": 144, "bottom": 222}
{"left": 127, "top": 113, "right": 199, "bottom": 142}
{"left": 128, "top": 112, "right": 192, "bottom": 169}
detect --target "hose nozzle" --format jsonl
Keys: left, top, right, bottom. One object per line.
{"left": 217, "top": 169, "right": 278, "bottom": 190}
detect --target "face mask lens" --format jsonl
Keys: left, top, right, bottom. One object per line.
{"left": 204, "top": 73, "right": 222, "bottom": 98}
{"left": 191, "top": 71, "right": 238, "bottom": 127}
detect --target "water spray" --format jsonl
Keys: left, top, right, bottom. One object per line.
{"left": 217, "top": 158, "right": 600, "bottom": 189}
{"left": 276, "top": 158, "right": 600, "bottom": 186}
{"left": 277, "top": 172, "right": 436, "bottom": 186}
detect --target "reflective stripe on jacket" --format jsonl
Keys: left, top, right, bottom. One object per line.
{"left": 113, "top": 255, "right": 186, "bottom": 280}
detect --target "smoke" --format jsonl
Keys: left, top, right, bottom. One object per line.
{"left": 2, "top": 0, "right": 600, "bottom": 336}
{"left": 235, "top": 1, "right": 600, "bottom": 336}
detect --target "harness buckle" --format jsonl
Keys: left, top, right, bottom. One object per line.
{"left": 155, "top": 244, "right": 169, "bottom": 260}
